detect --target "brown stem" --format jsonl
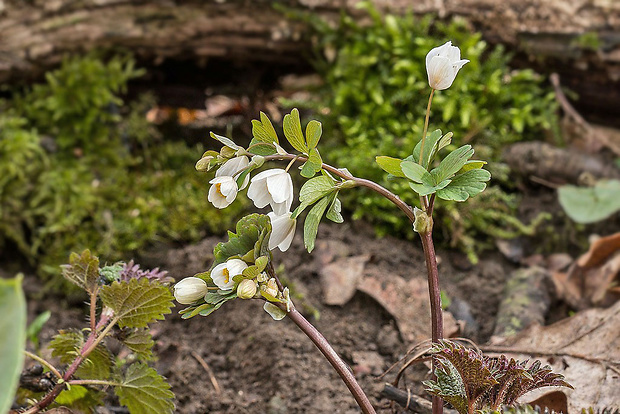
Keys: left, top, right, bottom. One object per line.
{"left": 419, "top": 230, "right": 443, "bottom": 414}
{"left": 262, "top": 154, "right": 415, "bottom": 223}
{"left": 286, "top": 306, "right": 376, "bottom": 414}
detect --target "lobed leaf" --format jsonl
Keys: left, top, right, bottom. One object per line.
{"left": 251, "top": 111, "right": 279, "bottom": 144}
{"left": 376, "top": 156, "right": 406, "bottom": 178}
{"left": 100, "top": 278, "right": 173, "bottom": 328}
{"left": 212, "top": 214, "right": 271, "bottom": 267}
{"left": 436, "top": 169, "right": 491, "bottom": 202}
{"left": 326, "top": 194, "right": 344, "bottom": 223}
{"left": 558, "top": 179, "right": 620, "bottom": 224}
{"left": 303, "top": 195, "right": 331, "bottom": 252}
{"left": 431, "top": 145, "right": 475, "bottom": 184}
{"left": 282, "top": 108, "right": 308, "bottom": 153}
{"left": 413, "top": 129, "right": 444, "bottom": 168}
{"left": 114, "top": 363, "right": 175, "bottom": 414}
{"left": 293, "top": 175, "right": 336, "bottom": 218}
{"left": 60, "top": 249, "right": 100, "bottom": 294}
{"left": 401, "top": 160, "right": 434, "bottom": 185}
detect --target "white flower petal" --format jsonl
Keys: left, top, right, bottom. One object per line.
{"left": 216, "top": 156, "right": 249, "bottom": 178}
{"left": 247, "top": 180, "right": 272, "bottom": 208}
{"left": 266, "top": 172, "right": 292, "bottom": 204}
{"left": 268, "top": 212, "right": 296, "bottom": 252}
{"left": 425, "top": 41, "right": 468, "bottom": 90}
{"left": 174, "top": 277, "right": 208, "bottom": 304}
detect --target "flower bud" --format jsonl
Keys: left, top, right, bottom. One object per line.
{"left": 426, "top": 41, "right": 469, "bottom": 90}
{"left": 237, "top": 279, "right": 258, "bottom": 299}
{"left": 174, "top": 277, "right": 208, "bottom": 304}
{"left": 413, "top": 207, "right": 433, "bottom": 234}
{"left": 262, "top": 277, "right": 279, "bottom": 299}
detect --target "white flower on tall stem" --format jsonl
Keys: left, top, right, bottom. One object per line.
{"left": 208, "top": 176, "right": 238, "bottom": 209}
{"left": 267, "top": 211, "right": 296, "bottom": 252}
{"left": 216, "top": 156, "right": 250, "bottom": 189}
{"left": 211, "top": 258, "right": 248, "bottom": 290}
{"left": 247, "top": 169, "right": 294, "bottom": 215}
{"left": 425, "top": 41, "right": 469, "bottom": 90}
{"left": 174, "top": 277, "right": 208, "bottom": 304}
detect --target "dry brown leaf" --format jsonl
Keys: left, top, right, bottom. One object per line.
{"left": 358, "top": 269, "right": 457, "bottom": 343}
{"left": 578, "top": 233, "right": 620, "bottom": 268}
{"left": 487, "top": 301, "right": 620, "bottom": 412}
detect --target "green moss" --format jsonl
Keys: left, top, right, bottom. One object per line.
{"left": 0, "top": 54, "right": 245, "bottom": 282}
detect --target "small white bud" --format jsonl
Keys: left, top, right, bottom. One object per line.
{"left": 174, "top": 277, "right": 208, "bottom": 304}
{"left": 237, "top": 279, "right": 258, "bottom": 299}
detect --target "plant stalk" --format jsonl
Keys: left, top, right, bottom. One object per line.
{"left": 418, "top": 89, "right": 436, "bottom": 167}
{"left": 286, "top": 305, "right": 377, "bottom": 414}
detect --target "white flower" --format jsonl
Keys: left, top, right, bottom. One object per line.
{"left": 237, "top": 279, "right": 258, "bottom": 299}
{"left": 268, "top": 211, "right": 296, "bottom": 252}
{"left": 211, "top": 259, "right": 248, "bottom": 290}
{"left": 216, "top": 156, "right": 250, "bottom": 190}
{"left": 208, "top": 176, "right": 238, "bottom": 209}
{"left": 247, "top": 169, "right": 293, "bottom": 215}
{"left": 426, "top": 41, "right": 469, "bottom": 90}
{"left": 174, "top": 277, "right": 208, "bottom": 304}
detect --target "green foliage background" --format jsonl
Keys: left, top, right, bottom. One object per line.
{"left": 286, "top": 4, "right": 558, "bottom": 261}
{"left": 0, "top": 54, "right": 244, "bottom": 279}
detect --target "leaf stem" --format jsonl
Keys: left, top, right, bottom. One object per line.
{"left": 262, "top": 154, "right": 415, "bottom": 223}
{"left": 23, "top": 350, "right": 63, "bottom": 380}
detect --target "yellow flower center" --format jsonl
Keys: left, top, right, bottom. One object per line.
{"left": 223, "top": 268, "right": 230, "bottom": 284}
{"left": 215, "top": 183, "right": 224, "bottom": 197}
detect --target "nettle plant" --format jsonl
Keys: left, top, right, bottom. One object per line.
{"left": 17, "top": 250, "right": 175, "bottom": 413}
{"left": 176, "top": 42, "right": 570, "bottom": 414}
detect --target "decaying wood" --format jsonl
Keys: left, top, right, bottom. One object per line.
{"left": 1, "top": 0, "right": 619, "bottom": 114}
{"left": 503, "top": 142, "right": 620, "bottom": 185}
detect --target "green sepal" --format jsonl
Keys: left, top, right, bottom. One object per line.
{"left": 283, "top": 108, "right": 308, "bottom": 153}
{"left": 376, "top": 155, "right": 406, "bottom": 178}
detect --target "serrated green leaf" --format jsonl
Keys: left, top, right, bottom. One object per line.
{"left": 283, "top": 108, "right": 308, "bottom": 153}
{"left": 49, "top": 329, "right": 112, "bottom": 380}
{"left": 431, "top": 145, "right": 475, "bottom": 183}
{"left": 251, "top": 112, "right": 279, "bottom": 144}
{"left": 326, "top": 194, "right": 344, "bottom": 223}
{"left": 114, "top": 363, "right": 175, "bottom": 414}
{"left": 306, "top": 120, "right": 322, "bottom": 149}
{"left": 0, "top": 276, "right": 26, "bottom": 414}
{"left": 121, "top": 328, "right": 154, "bottom": 361}
{"left": 210, "top": 131, "right": 240, "bottom": 150}
{"left": 304, "top": 195, "right": 331, "bottom": 253}
{"left": 413, "top": 129, "right": 443, "bottom": 168}
{"left": 376, "top": 156, "right": 406, "bottom": 177}
{"left": 60, "top": 249, "right": 100, "bottom": 294}
{"left": 436, "top": 169, "right": 491, "bottom": 202}
{"left": 248, "top": 139, "right": 277, "bottom": 156}
{"left": 558, "top": 179, "right": 620, "bottom": 223}
{"left": 401, "top": 160, "right": 434, "bottom": 186}
{"left": 100, "top": 279, "right": 173, "bottom": 328}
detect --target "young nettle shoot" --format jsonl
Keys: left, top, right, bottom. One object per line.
{"left": 176, "top": 40, "right": 570, "bottom": 414}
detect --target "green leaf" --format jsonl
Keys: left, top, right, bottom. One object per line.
{"left": 306, "top": 120, "right": 322, "bottom": 149}
{"left": 49, "top": 329, "right": 113, "bottom": 380}
{"left": 56, "top": 385, "right": 105, "bottom": 412}
{"left": 100, "top": 278, "right": 174, "bottom": 328}
{"left": 0, "top": 276, "right": 26, "bottom": 414}
{"left": 300, "top": 147, "right": 323, "bottom": 178}
{"left": 558, "top": 179, "right": 620, "bottom": 223}
{"left": 60, "top": 249, "right": 100, "bottom": 294}
{"left": 264, "top": 302, "right": 287, "bottom": 321}
{"left": 212, "top": 214, "right": 271, "bottom": 267}
{"left": 401, "top": 160, "right": 433, "bottom": 185}
{"left": 248, "top": 139, "right": 277, "bottom": 156}
{"left": 376, "top": 156, "right": 406, "bottom": 178}
{"left": 121, "top": 328, "right": 154, "bottom": 361}
{"left": 409, "top": 180, "right": 451, "bottom": 197}
{"left": 283, "top": 108, "right": 308, "bottom": 153}
{"left": 437, "top": 132, "right": 453, "bottom": 152}
{"left": 210, "top": 131, "right": 240, "bottom": 150}
{"left": 436, "top": 169, "right": 491, "bottom": 202}
{"left": 326, "top": 194, "right": 344, "bottom": 223}
{"left": 413, "top": 129, "right": 443, "bottom": 168}
{"left": 251, "top": 112, "right": 279, "bottom": 144}
{"left": 459, "top": 160, "right": 487, "bottom": 173}
{"left": 114, "top": 363, "right": 175, "bottom": 414}
{"left": 304, "top": 195, "right": 331, "bottom": 252}
{"left": 293, "top": 175, "right": 336, "bottom": 218}
{"left": 26, "top": 310, "right": 51, "bottom": 348}
{"left": 431, "top": 145, "right": 474, "bottom": 183}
